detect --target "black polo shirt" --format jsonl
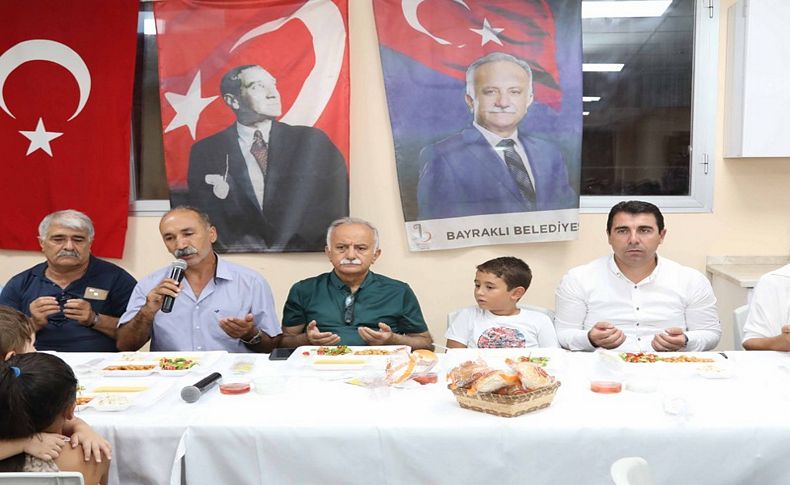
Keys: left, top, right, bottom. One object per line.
{"left": 0, "top": 255, "right": 136, "bottom": 352}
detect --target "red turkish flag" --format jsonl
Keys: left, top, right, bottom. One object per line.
{"left": 375, "top": 0, "right": 561, "bottom": 109}
{"left": 154, "top": 0, "right": 350, "bottom": 190}
{"left": 0, "top": 0, "right": 138, "bottom": 258}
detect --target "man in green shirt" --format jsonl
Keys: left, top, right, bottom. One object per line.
{"left": 281, "top": 218, "right": 433, "bottom": 349}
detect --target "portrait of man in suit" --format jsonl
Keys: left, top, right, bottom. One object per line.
{"left": 417, "top": 52, "right": 577, "bottom": 220}
{"left": 187, "top": 64, "right": 349, "bottom": 252}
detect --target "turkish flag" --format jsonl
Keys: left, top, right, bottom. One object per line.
{"left": 0, "top": 0, "right": 138, "bottom": 258}
{"left": 154, "top": 0, "right": 350, "bottom": 191}
{"left": 375, "top": 0, "right": 561, "bottom": 109}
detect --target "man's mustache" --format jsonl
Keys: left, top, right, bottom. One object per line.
{"left": 340, "top": 258, "right": 362, "bottom": 265}
{"left": 488, "top": 107, "right": 517, "bottom": 113}
{"left": 174, "top": 247, "right": 198, "bottom": 258}
{"left": 57, "top": 249, "right": 79, "bottom": 258}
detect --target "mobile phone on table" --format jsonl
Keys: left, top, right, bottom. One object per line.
{"left": 268, "top": 348, "right": 296, "bottom": 360}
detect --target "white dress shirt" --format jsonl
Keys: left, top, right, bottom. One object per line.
{"left": 236, "top": 121, "right": 272, "bottom": 209}
{"left": 473, "top": 121, "right": 536, "bottom": 185}
{"left": 742, "top": 264, "right": 790, "bottom": 342}
{"left": 554, "top": 255, "right": 720, "bottom": 352}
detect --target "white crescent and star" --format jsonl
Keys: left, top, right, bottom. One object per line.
{"left": 0, "top": 39, "right": 91, "bottom": 157}
{"left": 401, "top": 0, "right": 503, "bottom": 47}
{"left": 165, "top": 0, "right": 346, "bottom": 138}
{"left": 164, "top": 71, "right": 217, "bottom": 139}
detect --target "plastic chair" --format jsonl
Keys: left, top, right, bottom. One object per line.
{"left": 610, "top": 457, "right": 655, "bottom": 485}
{"left": 0, "top": 472, "right": 85, "bottom": 485}
{"left": 733, "top": 304, "right": 749, "bottom": 350}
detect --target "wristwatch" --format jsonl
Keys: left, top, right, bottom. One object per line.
{"left": 85, "top": 311, "right": 99, "bottom": 329}
{"left": 241, "top": 329, "right": 263, "bottom": 345}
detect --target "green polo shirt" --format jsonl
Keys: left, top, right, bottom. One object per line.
{"left": 282, "top": 271, "right": 429, "bottom": 346}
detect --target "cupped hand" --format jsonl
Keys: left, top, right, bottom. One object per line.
{"left": 588, "top": 321, "right": 625, "bottom": 349}
{"left": 306, "top": 321, "right": 340, "bottom": 346}
{"left": 358, "top": 322, "right": 394, "bottom": 346}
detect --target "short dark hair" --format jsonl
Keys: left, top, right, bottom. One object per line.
{"left": 163, "top": 205, "right": 213, "bottom": 228}
{"left": 0, "top": 353, "right": 77, "bottom": 471}
{"left": 476, "top": 257, "right": 532, "bottom": 291}
{"left": 606, "top": 200, "right": 665, "bottom": 234}
{"left": 0, "top": 306, "right": 35, "bottom": 356}
{"left": 220, "top": 64, "right": 263, "bottom": 97}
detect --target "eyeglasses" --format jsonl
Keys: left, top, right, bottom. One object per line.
{"left": 343, "top": 294, "right": 355, "bottom": 324}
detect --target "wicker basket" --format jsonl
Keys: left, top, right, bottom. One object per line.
{"left": 449, "top": 380, "right": 561, "bottom": 418}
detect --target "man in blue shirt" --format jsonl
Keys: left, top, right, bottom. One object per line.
{"left": 0, "top": 210, "right": 136, "bottom": 352}
{"left": 281, "top": 217, "right": 433, "bottom": 349}
{"left": 116, "top": 206, "right": 281, "bottom": 352}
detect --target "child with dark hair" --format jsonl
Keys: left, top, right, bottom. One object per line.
{"left": 0, "top": 353, "right": 108, "bottom": 484}
{"left": 446, "top": 257, "right": 558, "bottom": 349}
{"left": 0, "top": 305, "right": 111, "bottom": 469}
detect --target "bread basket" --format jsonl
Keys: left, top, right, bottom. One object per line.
{"left": 449, "top": 380, "right": 561, "bottom": 417}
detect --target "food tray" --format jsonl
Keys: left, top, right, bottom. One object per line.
{"left": 449, "top": 380, "right": 561, "bottom": 418}
{"left": 290, "top": 345, "right": 411, "bottom": 370}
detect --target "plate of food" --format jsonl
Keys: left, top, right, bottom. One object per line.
{"left": 291, "top": 345, "right": 411, "bottom": 370}
{"left": 619, "top": 352, "right": 720, "bottom": 364}
{"left": 76, "top": 378, "right": 171, "bottom": 411}
{"left": 156, "top": 356, "right": 200, "bottom": 376}
{"left": 100, "top": 361, "right": 158, "bottom": 377}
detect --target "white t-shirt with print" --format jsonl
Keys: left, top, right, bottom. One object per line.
{"left": 446, "top": 306, "right": 559, "bottom": 348}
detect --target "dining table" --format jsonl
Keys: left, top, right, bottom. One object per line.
{"left": 62, "top": 348, "right": 790, "bottom": 485}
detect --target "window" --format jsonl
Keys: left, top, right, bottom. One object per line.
{"left": 129, "top": 0, "right": 718, "bottom": 215}
{"left": 580, "top": 0, "right": 718, "bottom": 212}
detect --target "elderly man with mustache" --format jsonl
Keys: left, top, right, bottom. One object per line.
{"left": 116, "top": 206, "right": 280, "bottom": 352}
{"left": 417, "top": 52, "right": 577, "bottom": 219}
{"left": 0, "top": 210, "right": 136, "bottom": 351}
{"left": 280, "top": 217, "right": 433, "bottom": 349}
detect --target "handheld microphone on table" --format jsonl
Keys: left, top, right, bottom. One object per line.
{"left": 161, "top": 259, "right": 187, "bottom": 313}
{"left": 180, "top": 372, "right": 222, "bottom": 403}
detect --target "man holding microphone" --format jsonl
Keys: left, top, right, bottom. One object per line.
{"left": 116, "top": 206, "right": 280, "bottom": 352}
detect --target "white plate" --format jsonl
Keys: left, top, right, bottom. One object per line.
{"left": 618, "top": 352, "right": 723, "bottom": 364}
{"left": 77, "top": 378, "right": 173, "bottom": 411}
{"left": 290, "top": 345, "right": 410, "bottom": 370}
{"left": 100, "top": 361, "right": 158, "bottom": 377}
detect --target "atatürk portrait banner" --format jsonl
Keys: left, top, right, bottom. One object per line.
{"left": 155, "top": 0, "right": 349, "bottom": 253}
{"left": 374, "top": 0, "right": 582, "bottom": 251}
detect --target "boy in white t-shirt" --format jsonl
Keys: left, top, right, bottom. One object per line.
{"left": 446, "top": 257, "right": 559, "bottom": 349}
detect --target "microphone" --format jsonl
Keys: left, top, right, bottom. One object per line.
{"left": 180, "top": 372, "right": 222, "bottom": 403}
{"left": 161, "top": 259, "right": 187, "bottom": 313}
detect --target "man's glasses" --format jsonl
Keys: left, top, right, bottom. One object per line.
{"left": 344, "top": 294, "right": 355, "bottom": 324}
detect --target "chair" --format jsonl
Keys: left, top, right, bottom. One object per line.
{"left": 733, "top": 304, "right": 749, "bottom": 351}
{"left": 610, "top": 457, "right": 655, "bottom": 485}
{"left": 0, "top": 472, "right": 85, "bottom": 485}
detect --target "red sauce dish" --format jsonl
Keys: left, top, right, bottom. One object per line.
{"left": 219, "top": 382, "right": 251, "bottom": 395}
{"left": 590, "top": 381, "right": 622, "bottom": 394}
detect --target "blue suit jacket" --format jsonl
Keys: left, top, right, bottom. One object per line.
{"left": 417, "top": 127, "right": 577, "bottom": 220}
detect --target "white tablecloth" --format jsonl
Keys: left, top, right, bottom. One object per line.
{"left": 63, "top": 350, "right": 790, "bottom": 485}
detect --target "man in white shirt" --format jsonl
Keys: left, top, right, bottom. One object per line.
{"left": 554, "top": 201, "right": 720, "bottom": 352}
{"left": 742, "top": 264, "right": 790, "bottom": 350}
